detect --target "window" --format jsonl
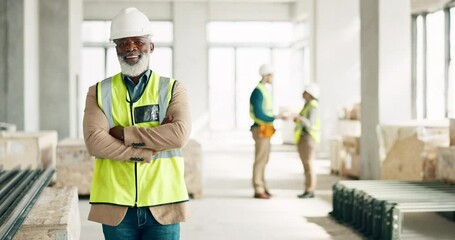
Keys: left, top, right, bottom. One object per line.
{"left": 207, "top": 22, "right": 293, "bottom": 45}
{"left": 412, "top": 9, "right": 450, "bottom": 120}
{"left": 207, "top": 21, "right": 301, "bottom": 131}
{"left": 426, "top": 11, "right": 445, "bottom": 119}
{"left": 449, "top": 8, "right": 455, "bottom": 117}
{"left": 415, "top": 15, "right": 425, "bottom": 119}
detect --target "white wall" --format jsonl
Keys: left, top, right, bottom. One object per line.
{"left": 173, "top": 2, "right": 209, "bottom": 133}
{"left": 293, "top": 0, "right": 361, "bottom": 153}
{"left": 314, "top": 0, "right": 361, "bottom": 152}
{"left": 379, "top": 0, "right": 411, "bottom": 123}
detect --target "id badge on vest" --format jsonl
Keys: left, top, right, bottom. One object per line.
{"left": 134, "top": 104, "right": 160, "bottom": 123}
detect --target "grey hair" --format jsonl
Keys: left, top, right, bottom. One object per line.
{"left": 146, "top": 35, "right": 153, "bottom": 43}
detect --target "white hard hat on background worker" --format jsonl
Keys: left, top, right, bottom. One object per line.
{"left": 304, "top": 83, "right": 320, "bottom": 99}
{"left": 259, "top": 64, "right": 274, "bottom": 76}
{"left": 110, "top": 7, "right": 153, "bottom": 40}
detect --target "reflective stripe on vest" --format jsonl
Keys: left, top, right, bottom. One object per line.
{"left": 91, "top": 72, "right": 188, "bottom": 207}
{"left": 294, "top": 99, "right": 321, "bottom": 144}
{"left": 250, "top": 83, "right": 274, "bottom": 125}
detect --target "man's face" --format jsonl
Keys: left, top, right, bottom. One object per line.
{"left": 114, "top": 36, "right": 154, "bottom": 77}
{"left": 303, "top": 92, "right": 311, "bottom": 101}
{"left": 263, "top": 74, "right": 273, "bottom": 84}
{"left": 114, "top": 36, "right": 154, "bottom": 64}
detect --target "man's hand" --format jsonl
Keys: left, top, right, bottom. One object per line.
{"left": 109, "top": 126, "right": 124, "bottom": 141}
{"left": 109, "top": 115, "right": 172, "bottom": 143}
{"left": 276, "top": 113, "right": 289, "bottom": 121}
{"left": 162, "top": 115, "right": 174, "bottom": 124}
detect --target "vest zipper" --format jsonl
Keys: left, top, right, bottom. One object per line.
{"left": 128, "top": 99, "right": 138, "bottom": 207}
{"left": 134, "top": 162, "right": 138, "bottom": 206}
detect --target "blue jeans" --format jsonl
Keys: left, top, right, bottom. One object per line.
{"left": 102, "top": 207, "right": 180, "bottom": 240}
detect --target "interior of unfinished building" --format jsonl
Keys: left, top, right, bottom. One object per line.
{"left": 1, "top": 0, "right": 455, "bottom": 239}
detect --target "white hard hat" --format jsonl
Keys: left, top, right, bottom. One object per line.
{"left": 110, "top": 7, "right": 153, "bottom": 41}
{"left": 259, "top": 64, "right": 274, "bottom": 76}
{"left": 304, "top": 83, "right": 320, "bottom": 99}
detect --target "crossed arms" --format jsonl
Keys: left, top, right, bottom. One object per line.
{"left": 83, "top": 82, "right": 192, "bottom": 162}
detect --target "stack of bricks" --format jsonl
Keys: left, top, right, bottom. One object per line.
{"left": 0, "top": 131, "right": 58, "bottom": 182}
{"left": 55, "top": 138, "right": 94, "bottom": 195}
{"left": 182, "top": 139, "right": 203, "bottom": 199}
{"left": 435, "top": 119, "right": 455, "bottom": 184}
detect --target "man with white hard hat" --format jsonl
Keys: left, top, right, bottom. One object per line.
{"left": 293, "top": 83, "right": 321, "bottom": 199}
{"left": 249, "top": 64, "right": 286, "bottom": 199}
{"left": 83, "top": 7, "right": 191, "bottom": 240}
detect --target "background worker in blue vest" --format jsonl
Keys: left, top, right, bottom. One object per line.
{"left": 83, "top": 7, "right": 191, "bottom": 240}
{"left": 249, "top": 64, "right": 287, "bottom": 199}
{"left": 293, "top": 83, "right": 321, "bottom": 199}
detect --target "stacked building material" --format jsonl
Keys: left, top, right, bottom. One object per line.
{"left": 0, "top": 123, "right": 16, "bottom": 132}
{"left": 14, "top": 187, "right": 80, "bottom": 240}
{"left": 0, "top": 167, "right": 54, "bottom": 240}
{"left": 331, "top": 180, "right": 455, "bottom": 240}
{"left": 0, "top": 131, "right": 58, "bottom": 183}
{"left": 331, "top": 103, "right": 361, "bottom": 178}
{"left": 55, "top": 138, "right": 94, "bottom": 195}
{"left": 182, "top": 139, "right": 203, "bottom": 198}
{"left": 377, "top": 122, "right": 448, "bottom": 180}
{"left": 54, "top": 138, "right": 203, "bottom": 198}
{"left": 435, "top": 119, "right": 455, "bottom": 184}
{"left": 436, "top": 147, "right": 455, "bottom": 184}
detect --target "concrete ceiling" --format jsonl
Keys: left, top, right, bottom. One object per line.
{"left": 84, "top": 0, "right": 295, "bottom": 2}
{"left": 411, "top": 0, "right": 452, "bottom": 13}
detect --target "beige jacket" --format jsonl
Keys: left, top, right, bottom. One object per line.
{"left": 83, "top": 80, "right": 191, "bottom": 226}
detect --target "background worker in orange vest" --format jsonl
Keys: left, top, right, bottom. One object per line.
{"left": 249, "top": 64, "right": 287, "bottom": 199}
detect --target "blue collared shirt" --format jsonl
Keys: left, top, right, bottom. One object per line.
{"left": 123, "top": 70, "right": 151, "bottom": 103}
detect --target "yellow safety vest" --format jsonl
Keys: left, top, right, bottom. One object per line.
{"left": 250, "top": 82, "right": 274, "bottom": 125}
{"left": 294, "top": 99, "right": 321, "bottom": 144}
{"left": 90, "top": 72, "right": 188, "bottom": 207}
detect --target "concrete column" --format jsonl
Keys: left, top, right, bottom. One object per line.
{"left": 360, "top": 0, "right": 412, "bottom": 179}
{"left": 0, "top": 0, "right": 40, "bottom": 131}
{"left": 40, "top": 0, "right": 82, "bottom": 139}
{"left": 0, "top": 1, "right": 6, "bottom": 122}
{"left": 173, "top": 3, "right": 209, "bottom": 131}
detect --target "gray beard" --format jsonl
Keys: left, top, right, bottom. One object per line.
{"left": 118, "top": 53, "right": 150, "bottom": 77}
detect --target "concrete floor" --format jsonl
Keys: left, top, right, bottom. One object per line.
{"left": 78, "top": 130, "right": 455, "bottom": 240}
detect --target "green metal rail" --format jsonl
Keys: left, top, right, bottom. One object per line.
{"left": 0, "top": 168, "right": 54, "bottom": 240}
{"left": 331, "top": 180, "right": 455, "bottom": 240}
